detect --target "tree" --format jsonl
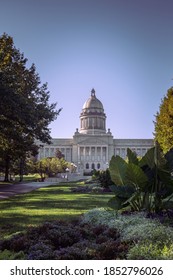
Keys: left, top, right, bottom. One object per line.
{"left": 154, "top": 87, "right": 173, "bottom": 153}
{"left": 36, "top": 157, "right": 68, "bottom": 179}
{"left": 0, "top": 33, "right": 62, "bottom": 181}
{"left": 55, "top": 149, "right": 64, "bottom": 159}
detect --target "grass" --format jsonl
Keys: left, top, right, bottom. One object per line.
{"left": 0, "top": 174, "right": 41, "bottom": 186}
{"left": 15, "top": 174, "right": 41, "bottom": 182}
{"left": 0, "top": 181, "right": 113, "bottom": 239}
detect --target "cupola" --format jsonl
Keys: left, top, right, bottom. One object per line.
{"left": 79, "top": 89, "right": 106, "bottom": 134}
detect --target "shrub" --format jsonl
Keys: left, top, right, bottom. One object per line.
{"left": 97, "top": 240, "right": 129, "bottom": 259}
{"left": 71, "top": 186, "right": 92, "bottom": 193}
{"left": 0, "top": 233, "right": 29, "bottom": 252}
{"left": 47, "top": 226, "right": 82, "bottom": 248}
{"left": 27, "top": 243, "right": 54, "bottom": 260}
{"left": 127, "top": 243, "right": 173, "bottom": 260}
{"left": 71, "top": 183, "right": 105, "bottom": 193}
{"left": 83, "top": 208, "right": 173, "bottom": 259}
{"left": 109, "top": 146, "right": 173, "bottom": 213}
{"left": 0, "top": 216, "right": 128, "bottom": 260}
{"left": 91, "top": 186, "right": 104, "bottom": 193}
{"left": 54, "top": 241, "right": 97, "bottom": 260}
{"left": 0, "top": 249, "right": 25, "bottom": 260}
{"left": 81, "top": 208, "right": 118, "bottom": 225}
{"left": 93, "top": 169, "right": 114, "bottom": 189}
{"left": 121, "top": 222, "right": 173, "bottom": 244}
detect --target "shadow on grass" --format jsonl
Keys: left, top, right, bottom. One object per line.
{"left": 0, "top": 184, "right": 113, "bottom": 239}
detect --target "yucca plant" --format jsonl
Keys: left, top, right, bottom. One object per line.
{"left": 108, "top": 143, "right": 173, "bottom": 213}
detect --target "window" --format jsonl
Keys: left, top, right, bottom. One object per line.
{"left": 97, "top": 163, "right": 100, "bottom": 169}
{"left": 91, "top": 163, "right": 95, "bottom": 169}
{"left": 86, "top": 163, "right": 89, "bottom": 169}
{"left": 80, "top": 147, "right": 84, "bottom": 155}
{"left": 86, "top": 147, "right": 89, "bottom": 155}
{"left": 50, "top": 148, "right": 54, "bottom": 157}
{"left": 45, "top": 148, "right": 49, "bottom": 157}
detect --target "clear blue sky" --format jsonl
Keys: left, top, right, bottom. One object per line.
{"left": 0, "top": 0, "right": 173, "bottom": 139}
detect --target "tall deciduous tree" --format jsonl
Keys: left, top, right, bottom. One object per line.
{"left": 154, "top": 87, "right": 173, "bottom": 153}
{"left": 0, "top": 33, "right": 61, "bottom": 181}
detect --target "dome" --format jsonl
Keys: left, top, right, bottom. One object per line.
{"left": 79, "top": 89, "right": 106, "bottom": 135}
{"left": 82, "top": 88, "right": 104, "bottom": 110}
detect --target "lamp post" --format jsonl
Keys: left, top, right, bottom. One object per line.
{"left": 65, "top": 167, "right": 69, "bottom": 181}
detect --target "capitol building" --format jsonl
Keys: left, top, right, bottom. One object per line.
{"left": 37, "top": 89, "right": 153, "bottom": 173}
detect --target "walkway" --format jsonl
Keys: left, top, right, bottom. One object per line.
{"left": 0, "top": 175, "right": 91, "bottom": 200}
{"left": 0, "top": 182, "right": 58, "bottom": 200}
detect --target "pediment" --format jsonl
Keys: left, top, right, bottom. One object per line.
{"left": 77, "top": 137, "right": 108, "bottom": 146}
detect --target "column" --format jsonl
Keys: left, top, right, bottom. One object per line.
{"left": 83, "top": 146, "right": 86, "bottom": 162}
{"left": 78, "top": 146, "right": 80, "bottom": 162}
{"left": 106, "top": 146, "right": 108, "bottom": 162}
{"left": 94, "top": 146, "right": 96, "bottom": 161}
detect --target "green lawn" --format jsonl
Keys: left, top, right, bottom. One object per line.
{"left": 0, "top": 174, "right": 40, "bottom": 186}
{"left": 0, "top": 182, "right": 113, "bottom": 239}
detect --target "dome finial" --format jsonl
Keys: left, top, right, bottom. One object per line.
{"left": 91, "top": 88, "right": 95, "bottom": 97}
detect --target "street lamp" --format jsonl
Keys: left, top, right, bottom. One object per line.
{"left": 65, "top": 168, "right": 69, "bottom": 181}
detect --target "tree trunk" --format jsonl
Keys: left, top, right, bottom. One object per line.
{"left": 19, "top": 158, "right": 24, "bottom": 182}
{"left": 4, "top": 155, "right": 10, "bottom": 182}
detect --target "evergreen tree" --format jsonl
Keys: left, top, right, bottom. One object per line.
{"left": 154, "top": 87, "right": 173, "bottom": 153}
{"left": 0, "top": 33, "right": 61, "bottom": 181}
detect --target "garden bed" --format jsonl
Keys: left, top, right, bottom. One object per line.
{"left": 0, "top": 182, "right": 173, "bottom": 260}
{"left": 0, "top": 208, "right": 173, "bottom": 260}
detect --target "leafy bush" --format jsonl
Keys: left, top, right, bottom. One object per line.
{"left": 0, "top": 217, "right": 128, "bottom": 260}
{"left": 0, "top": 233, "right": 29, "bottom": 252}
{"left": 121, "top": 222, "right": 173, "bottom": 243}
{"left": 0, "top": 249, "right": 25, "bottom": 260}
{"left": 82, "top": 208, "right": 173, "bottom": 254}
{"left": 93, "top": 169, "right": 114, "bottom": 189}
{"left": 28, "top": 243, "right": 54, "bottom": 260}
{"left": 71, "top": 186, "right": 93, "bottom": 193}
{"left": 96, "top": 240, "right": 129, "bottom": 260}
{"left": 82, "top": 208, "right": 154, "bottom": 234}
{"left": 82, "top": 208, "right": 173, "bottom": 259}
{"left": 71, "top": 183, "right": 105, "bottom": 193}
{"left": 109, "top": 145, "right": 173, "bottom": 213}
{"left": 127, "top": 243, "right": 173, "bottom": 260}
{"left": 81, "top": 208, "right": 118, "bottom": 225}
{"left": 54, "top": 241, "right": 97, "bottom": 260}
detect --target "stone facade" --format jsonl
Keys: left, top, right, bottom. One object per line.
{"left": 37, "top": 89, "right": 153, "bottom": 173}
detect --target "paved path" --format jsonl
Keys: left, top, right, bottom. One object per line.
{"left": 0, "top": 182, "right": 58, "bottom": 200}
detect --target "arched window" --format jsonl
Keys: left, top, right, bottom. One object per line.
{"left": 86, "top": 163, "right": 89, "bottom": 169}
{"left": 91, "top": 163, "right": 95, "bottom": 170}
{"left": 97, "top": 163, "right": 100, "bottom": 169}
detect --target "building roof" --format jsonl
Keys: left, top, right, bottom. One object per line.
{"left": 82, "top": 88, "right": 104, "bottom": 110}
